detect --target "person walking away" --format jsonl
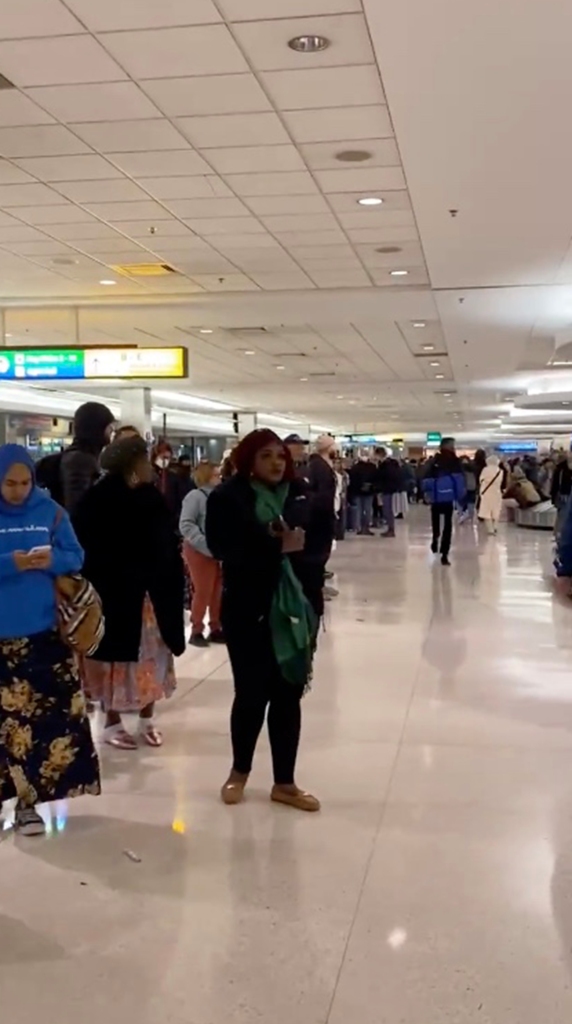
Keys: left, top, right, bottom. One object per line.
{"left": 0, "top": 444, "right": 100, "bottom": 835}
{"left": 180, "top": 462, "right": 223, "bottom": 647}
{"left": 375, "top": 447, "right": 402, "bottom": 538}
{"left": 74, "top": 437, "right": 185, "bottom": 750}
{"left": 348, "top": 454, "right": 377, "bottom": 535}
{"left": 552, "top": 453, "right": 572, "bottom": 530}
{"left": 36, "top": 401, "right": 114, "bottom": 515}
{"left": 307, "top": 434, "right": 337, "bottom": 598}
{"left": 206, "top": 429, "right": 320, "bottom": 812}
{"left": 478, "top": 455, "right": 504, "bottom": 534}
{"left": 459, "top": 456, "right": 478, "bottom": 521}
{"left": 422, "top": 438, "right": 466, "bottom": 565}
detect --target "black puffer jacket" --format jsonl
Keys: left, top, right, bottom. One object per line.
{"left": 306, "top": 453, "right": 336, "bottom": 561}
{"left": 62, "top": 401, "right": 114, "bottom": 516}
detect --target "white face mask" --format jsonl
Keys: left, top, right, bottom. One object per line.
{"left": 155, "top": 456, "right": 170, "bottom": 469}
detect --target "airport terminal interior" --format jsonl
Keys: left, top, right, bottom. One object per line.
{"left": 1, "top": 1, "right": 572, "bottom": 1021}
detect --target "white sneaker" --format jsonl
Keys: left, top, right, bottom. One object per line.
{"left": 15, "top": 806, "right": 46, "bottom": 836}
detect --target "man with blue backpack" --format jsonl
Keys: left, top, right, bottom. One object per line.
{"left": 422, "top": 438, "right": 466, "bottom": 565}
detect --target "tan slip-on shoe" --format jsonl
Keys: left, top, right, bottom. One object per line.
{"left": 271, "top": 785, "right": 321, "bottom": 812}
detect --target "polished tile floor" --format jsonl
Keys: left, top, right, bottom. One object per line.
{"left": 3, "top": 513, "right": 572, "bottom": 1023}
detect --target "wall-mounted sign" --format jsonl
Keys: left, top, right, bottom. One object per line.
{"left": 495, "top": 441, "right": 538, "bottom": 453}
{"left": 0, "top": 347, "right": 187, "bottom": 381}
{"left": 426, "top": 431, "right": 442, "bottom": 446}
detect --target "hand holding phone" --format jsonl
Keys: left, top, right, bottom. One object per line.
{"left": 27, "top": 544, "right": 52, "bottom": 570}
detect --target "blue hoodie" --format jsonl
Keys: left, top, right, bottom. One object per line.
{"left": 0, "top": 444, "right": 84, "bottom": 639}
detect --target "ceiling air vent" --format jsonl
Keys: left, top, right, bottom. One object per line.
{"left": 225, "top": 327, "right": 269, "bottom": 336}
{"left": 0, "top": 74, "right": 16, "bottom": 90}
{"left": 110, "top": 263, "right": 178, "bottom": 277}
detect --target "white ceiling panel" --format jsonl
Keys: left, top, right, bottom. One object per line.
{"left": 0, "top": 125, "right": 90, "bottom": 157}
{"left": 273, "top": 229, "right": 347, "bottom": 246}
{"left": 287, "top": 244, "right": 355, "bottom": 259}
{"left": 71, "top": 119, "right": 188, "bottom": 153}
{"left": 0, "top": 92, "right": 55, "bottom": 128}
{"left": 72, "top": 237, "right": 148, "bottom": 254}
{"left": 14, "top": 154, "right": 122, "bottom": 181}
{"left": 0, "top": 212, "right": 31, "bottom": 228}
{"left": 295, "top": 256, "right": 362, "bottom": 271}
{"left": 191, "top": 273, "right": 259, "bottom": 291}
{"left": 144, "top": 235, "right": 209, "bottom": 252}
{"left": 107, "top": 150, "right": 211, "bottom": 178}
{"left": 301, "top": 138, "right": 400, "bottom": 170}
{"left": 224, "top": 171, "right": 319, "bottom": 196}
{"left": 0, "top": 225, "right": 50, "bottom": 243}
{"left": 0, "top": 36, "right": 127, "bottom": 88}
{"left": 142, "top": 74, "right": 271, "bottom": 117}
{"left": 370, "top": 269, "right": 429, "bottom": 287}
{"left": 245, "top": 195, "right": 330, "bottom": 215}
{"left": 11, "top": 205, "right": 96, "bottom": 224}
{"left": 65, "top": 0, "right": 221, "bottom": 31}
{"left": 168, "top": 197, "right": 250, "bottom": 217}
{"left": 233, "top": 14, "right": 374, "bottom": 71}
{"left": 111, "top": 220, "right": 193, "bottom": 238}
{"left": 350, "top": 227, "right": 421, "bottom": 245}
{"left": 184, "top": 217, "right": 268, "bottom": 235}
{"left": 226, "top": 249, "right": 300, "bottom": 269}
{"left": 205, "top": 145, "right": 305, "bottom": 174}
{"left": 327, "top": 191, "right": 412, "bottom": 213}
{"left": 315, "top": 167, "right": 406, "bottom": 192}
{"left": 0, "top": 0, "right": 83, "bottom": 38}
{"left": 307, "top": 268, "right": 372, "bottom": 288}
{"left": 27, "top": 83, "right": 161, "bottom": 123}
{"left": 0, "top": 162, "right": 35, "bottom": 185}
{"left": 342, "top": 221, "right": 419, "bottom": 241}
{"left": 219, "top": 0, "right": 361, "bottom": 16}
{"left": 101, "top": 25, "right": 248, "bottom": 79}
{"left": 46, "top": 222, "right": 125, "bottom": 240}
{"left": 284, "top": 106, "right": 393, "bottom": 143}
{"left": 142, "top": 176, "right": 232, "bottom": 200}
{"left": 260, "top": 65, "right": 384, "bottom": 111}
{"left": 6, "top": 239, "right": 81, "bottom": 256}
{"left": 94, "top": 249, "right": 159, "bottom": 263}
{"left": 248, "top": 271, "right": 316, "bottom": 290}
{"left": 209, "top": 233, "right": 281, "bottom": 249}
{"left": 53, "top": 179, "right": 151, "bottom": 203}
{"left": 177, "top": 112, "right": 290, "bottom": 148}
{"left": 0, "top": 183, "right": 64, "bottom": 206}
{"left": 261, "top": 214, "right": 340, "bottom": 233}
{"left": 84, "top": 200, "right": 174, "bottom": 221}
{"left": 357, "top": 242, "right": 425, "bottom": 266}
{"left": 166, "top": 256, "right": 238, "bottom": 274}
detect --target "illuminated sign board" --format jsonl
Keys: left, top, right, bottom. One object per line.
{"left": 0, "top": 347, "right": 187, "bottom": 381}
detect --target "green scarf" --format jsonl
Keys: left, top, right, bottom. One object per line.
{"left": 251, "top": 479, "right": 317, "bottom": 689}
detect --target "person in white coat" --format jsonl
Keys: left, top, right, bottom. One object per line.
{"left": 478, "top": 455, "right": 504, "bottom": 534}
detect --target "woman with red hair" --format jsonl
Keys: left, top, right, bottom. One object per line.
{"left": 206, "top": 429, "right": 321, "bottom": 811}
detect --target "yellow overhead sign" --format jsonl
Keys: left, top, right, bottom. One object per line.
{"left": 84, "top": 347, "right": 187, "bottom": 379}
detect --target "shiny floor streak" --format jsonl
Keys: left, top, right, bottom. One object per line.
{"left": 2, "top": 516, "right": 572, "bottom": 1023}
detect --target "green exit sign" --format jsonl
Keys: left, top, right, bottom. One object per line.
{"left": 426, "top": 431, "right": 442, "bottom": 445}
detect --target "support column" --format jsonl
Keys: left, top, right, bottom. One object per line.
{"left": 119, "top": 387, "right": 152, "bottom": 442}
{"left": 233, "top": 411, "right": 258, "bottom": 438}
{"left": 0, "top": 413, "right": 7, "bottom": 446}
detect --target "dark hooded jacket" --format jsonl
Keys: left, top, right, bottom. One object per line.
{"left": 62, "top": 401, "right": 114, "bottom": 516}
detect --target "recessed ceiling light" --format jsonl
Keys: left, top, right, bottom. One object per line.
{"left": 422, "top": 344, "right": 435, "bottom": 352}
{"left": 413, "top": 322, "right": 426, "bottom": 328}
{"left": 390, "top": 270, "right": 409, "bottom": 277}
{"left": 430, "top": 361, "right": 440, "bottom": 367}
{"left": 5, "top": 333, "right": 11, "bottom": 338}
{"left": 99, "top": 279, "right": 116, "bottom": 285}
{"left": 442, "top": 392, "right": 452, "bottom": 397}
{"left": 199, "top": 328, "right": 213, "bottom": 334}
{"left": 288, "top": 34, "right": 329, "bottom": 52}
{"left": 435, "top": 373, "right": 445, "bottom": 379}
{"left": 300, "top": 377, "right": 308, "bottom": 382}
{"left": 336, "top": 394, "right": 344, "bottom": 399}
{"left": 358, "top": 196, "right": 383, "bottom": 206}
{"left": 376, "top": 245, "right": 402, "bottom": 254}
{"left": 276, "top": 365, "right": 285, "bottom": 370}
{"left": 244, "top": 349, "right": 255, "bottom": 355}
{"left": 336, "top": 149, "right": 372, "bottom": 163}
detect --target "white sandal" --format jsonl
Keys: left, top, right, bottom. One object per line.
{"left": 138, "top": 720, "right": 163, "bottom": 747}
{"left": 103, "top": 724, "right": 138, "bottom": 750}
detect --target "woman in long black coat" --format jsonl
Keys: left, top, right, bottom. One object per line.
{"left": 206, "top": 428, "right": 321, "bottom": 812}
{"left": 73, "top": 436, "right": 185, "bottom": 750}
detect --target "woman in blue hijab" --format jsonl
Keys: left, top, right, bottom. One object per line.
{"left": 0, "top": 444, "right": 100, "bottom": 836}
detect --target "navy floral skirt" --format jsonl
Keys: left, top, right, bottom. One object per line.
{"left": 0, "top": 630, "right": 101, "bottom": 807}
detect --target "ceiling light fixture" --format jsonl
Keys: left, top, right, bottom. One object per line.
{"left": 5, "top": 333, "right": 11, "bottom": 338}
{"left": 244, "top": 349, "right": 255, "bottom": 356}
{"left": 358, "top": 196, "right": 383, "bottom": 206}
{"left": 288, "top": 34, "right": 330, "bottom": 52}
{"left": 336, "top": 395, "right": 344, "bottom": 399}
{"left": 276, "top": 365, "right": 285, "bottom": 370}
{"left": 300, "top": 377, "right": 308, "bottom": 382}
{"left": 422, "top": 344, "right": 435, "bottom": 352}
{"left": 413, "top": 322, "right": 426, "bottom": 328}
{"left": 430, "top": 361, "right": 440, "bottom": 367}
{"left": 99, "top": 279, "right": 116, "bottom": 286}
{"left": 199, "top": 328, "right": 213, "bottom": 334}
{"left": 390, "top": 270, "right": 409, "bottom": 277}
{"left": 336, "top": 149, "right": 372, "bottom": 163}
{"left": 435, "top": 373, "right": 445, "bottom": 379}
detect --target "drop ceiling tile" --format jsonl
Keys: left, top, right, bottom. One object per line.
{"left": 0, "top": 125, "right": 90, "bottom": 157}
{"left": 0, "top": 0, "right": 83, "bottom": 38}
{"left": 370, "top": 267, "right": 429, "bottom": 286}
{"left": 6, "top": 239, "right": 81, "bottom": 256}
{"left": 97, "top": 249, "right": 159, "bottom": 264}
{"left": 220, "top": 0, "right": 361, "bottom": 16}
{"left": 107, "top": 150, "right": 210, "bottom": 178}
{"left": 260, "top": 65, "right": 384, "bottom": 111}
{"left": 315, "top": 167, "right": 406, "bottom": 193}
{"left": 356, "top": 242, "right": 424, "bottom": 266}
{"left": 337, "top": 215, "right": 418, "bottom": 236}
{"left": 65, "top": 0, "right": 221, "bottom": 30}
{"left": 261, "top": 214, "right": 339, "bottom": 233}
{"left": 0, "top": 36, "right": 127, "bottom": 88}
{"left": 184, "top": 217, "right": 267, "bottom": 235}
{"left": 14, "top": 154, "right": 122, "bottom": 182}
{"left": 225, "top": 171, "right": 319, "bottom": 197}
{"left": 143, "top": 234, "right": 206, "bottom": 251}
{"left": 169, "top": 197, "right": 250, "bottom": 217}
{"left": 296, "top": 256, "right": 362, "bottom": 271}
{"left": 0, "top": 93, "right": 56, "bottom": 129}
{"left": 245, "top": 195, "right": 330, "bottom": 215}
{"left": 84, "top": 200, "right": 173, "bottom": 221}
{"left": 328, "top": 191, "right": 413, "bottom": 213}
{"left": 0, "top": 183, "right": 65, "bottom": 206}
{"left": 226, "top": 249, "right": 300, "bottom": 270}
{"left": 11, "top": 204, "right": 96, "bottom": 224}
{"left": 111, "top": 219, "right": 191, "bottom": 237}
{"left": 190, "top": 273, "right": 259, "bottom": 291}
{"left": 143, "top": 74, "right": 270, "bottom": 119}
{"left": 46, "top": 222, "right": 125, "bottom": 240}
{"left": 177, "top": 112, "right": 289, "bottom": 148}
{"left": 307, "top": 268, "right": 372, "bottom": 288}
{"left": 0, "top": 225, "right": 50, "bottom": 243}
{"left": 274, "top": 229, "right": 347, "bottom": 246}
{"left": 71, "top": 119, "right": 188, "bottom": 153}
{"left": 26, "top": 83, "right": 161, "bottom": 123}
{"left": 232, "top": 14, "right": 373, "bottom": 72}
{"left": 205, "top": 145, "right": 305, "bottom": 174}
{"left": 209, "top": 233, "right": 280, "bottom": 249}
{"left": 73, "top": 237, "right": 149, "bottom": 255}
{"left": 0, "top": 162, "right": 35, "bottom": 185}
{"left": 284, "top": 106, "right": 392, "bottom": 144}
{"left": 101, "top": 26, "right": 248, "bottom": 79}
{"left": 350, "top": 227, "right": 420, "bottom": 245}
{"left": 143, "top": 176, "right": 233, "bottom": 200}
{"left": 287, "top": 244, "right": 355, "bottom": 259}
{"left": 173, "top": 256, "right": 240, "bottom": 275}
{"left": 53, "top": 179, "right": 151, "bottom": 203}
{"left": 301, "top": 138, "right": 400, "bottom": 170}
{"left": 248, "top": 271, "right": 316, "bottom": 290}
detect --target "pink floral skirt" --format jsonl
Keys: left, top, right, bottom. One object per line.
{"left": 82, "top": 597, "right": 176, "bottom": 713}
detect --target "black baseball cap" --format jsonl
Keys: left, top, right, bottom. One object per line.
{"left": 284, "top": 433, "right": 309, "bottom": 445}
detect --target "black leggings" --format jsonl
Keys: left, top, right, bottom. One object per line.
{"left": 431, "top": 501, "right": 454, "bottom": 556}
